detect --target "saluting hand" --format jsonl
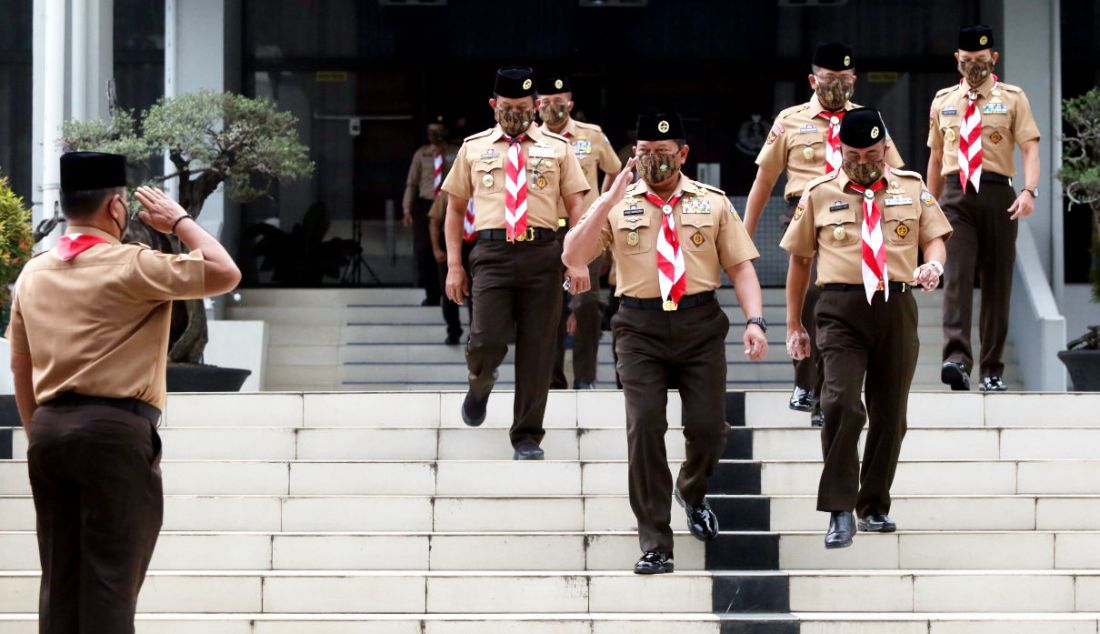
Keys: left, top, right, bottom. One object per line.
{"left": 786, "top": 324, "right": 811, "bottom": 361}
{"left": 134, "top": 187, "right": 189, "bottom": 234}
{"left": 743, "top": 325, "right": 768, "bottom": 361}
{"left": 1007, "top": 192, "right": 1035, "bottom": 221}
{"left": 607, "top": 157, "right": 637, "bottom": 204}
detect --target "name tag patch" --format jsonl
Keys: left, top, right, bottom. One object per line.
{"left": 480, "top": 149, "right": 498, "bottom": 159}
{"left": 528, "top": 146, "right": 555, "bottom": 159}
{"left": 941, "top": 107, "right": 958, "bottom": 116}
{"left": 798, "top": 124, "right": 818, "bottom": 134}
{"left": 828, "top": 201, "right": 850, "bottom": 212}
{"left": 623, "top": 206, "right": 645, "bottom": 216}
{"left": 884, "top": 196, "right": 913, "bottom": 207}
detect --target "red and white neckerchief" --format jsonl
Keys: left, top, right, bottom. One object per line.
{"left": 846, "top": 178, "right": 888, "bottom": 304}
{"left": 503, "top": 133, "right": 529, "bottom": 241}
{"left": 432, "top": 147, "right": 444, "bottom": 197}
{"left": 645, "top": 190, "right": 686, "bottom": 310}
{"left": 462, "top": 199, "right": 477, "bottom": 243}
{"left": 815, "top": 110, "right": 846, "bottom": 174}
{"left": 56, "top": 233, "right": 109, "bottom": 262}
{"left": 958, "top": 75, "right": 997, "bottom": 193}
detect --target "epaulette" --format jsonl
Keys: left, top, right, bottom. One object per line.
{"left": 541, "top": 130, "right": 570, "bottom": 144}
{"left": 464, "top": 128, "right": 495, "bottom": 142}
{"left": 777, "top": 103, "right": 809, "bottom": 120}
{"left": 888, "top": 167, "right": 923, "bottom": 180}
{"left": 574, "top": 120, "right": 603, "bottom": 132}
{"left": 804, "top": 171, "right": 839, "bottom": 192}
{"left": 998, "top": 83, "right": 1023, "bottom": 94}
{"left": 696, "top": 180, "right": 726, "bottom": 196}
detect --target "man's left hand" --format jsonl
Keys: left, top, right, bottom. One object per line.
{"left": 743, "top": 325, "right": 768, "bottom": 361}
{"left": 1008, "top": 191, "right": 1035, "bottom": 221}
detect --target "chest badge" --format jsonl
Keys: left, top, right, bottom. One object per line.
{"left": 895, "top": 224, "right": 910, "bottom": 238}
{"left": 482, "top": 174, "right": 494, "bottom": 187}
{"left": 691, "top": 232, "right": 705, "bottom": 246}
{"left": 536, "top": 175, "right": 548, "bottom": 189}
{"left": 989, "top": 131, "right": 1003, "bottom": 144}
{"left": 945, "top": 128, "right": 958, "bottom": 143}
{"left": 802, "top": 146, "right": 815, "bottom": 160}
{"left": 626, "top": 231, "right": 640, "bottom": 247}
{"left": 833, "top": 225, "right": 846, "bottom": 241}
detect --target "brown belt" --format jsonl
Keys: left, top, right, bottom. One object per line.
{"left": 620, "top": 291, "right": 717, "bottom": 311}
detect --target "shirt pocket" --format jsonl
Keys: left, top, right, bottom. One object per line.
{"left": 816, "top": 208, "right": 858, "bottom": 247}
{"left": 788, "top": 131, "right": 826, "bottom": 166}
{"left": 883, "top": 204, "right": 919, "bottom": 245}
{"left": 679, "top": 212, "right": 715, "bottom": 252}
{"left": 616, "top": 215, "right": 654, "bottom": 255}
{"left": 527, "top": 158, "right": 560, "bottom": 196}
{"left": 473, "top": 157, "right": 503, "bottom": 195}
{"left": 940, "top": 121, "right": 961, "bottom": 149}
{"left": 982, "top": 123, "right": 1012, "bottom": 151}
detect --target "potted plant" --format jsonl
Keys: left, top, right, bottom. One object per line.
{"left": 61, "top": 91, "right": 314, "bottom": 391}
{"left": 1056, "top": 87, "right": 1100, "bottom": 391}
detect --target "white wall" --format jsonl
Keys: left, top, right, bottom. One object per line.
{"left": 205, "top": 320, "right": 267, "bottom": 392}
{"left": 0, "top": 339, "right": 11, "bottom": 395}
{"left": 1063, "top": 284, "right": 1100, "bottom": 343}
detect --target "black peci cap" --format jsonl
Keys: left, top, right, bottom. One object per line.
{"left": 958, "top": 24, "right": 995, "bottom": 51}
{"left": 812, "top": 42, "right": 854, "bottom": 72}
{"left": 636, "top": 113, "right": 685, "bottom": 141}
{"left": 838, "top": 108, "right": 886, "bottom": 149}
{"left": 494, "top": 67, "right": 536, "bottom": 99}
{"left": 538, "top": 74, "right": 571, "bottom": 95}
{"left": 60, "top": 152, "right": 127, "bottom": 192}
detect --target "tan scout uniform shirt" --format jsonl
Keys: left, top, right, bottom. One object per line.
{"left": 756, "top": 94, "right": 906, "bottom": 199}
{"left": 541, "top": 118, "right": 622, "bottom": 216}
{"left": 403, "top": 143, "right": 458, "bottom": 209}
{"left": 442, "top": 125, "right": 589, "bottom": 232}
{"left": 927, "top": 77, "right": 1040, "bottom": 177}
{"left": 780, "top": 168, "right": 953, "bottom": 285}
{"left": 583, "top": 175, "right": 759, "bottom": 298}
{"left": 5, "top": 227, "right": 206, "bottom": 410}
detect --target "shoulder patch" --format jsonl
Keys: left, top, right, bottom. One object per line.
{"left": 464, "top": 128, "right": 495, "bottom": 142}
{"left": 804, "top": 171, "right": 839, "bottom": 192}
{"left": 934, "top": 86, "right": 957, "bottom": 98}
{"left": 920, "top": 189, "right": 938, "bottom": 206}
{"left": 888, "top": 167, "right": 922, "bottom": 180}
{"left": 626, "top": 181, "right": 646, "bottom": 195}
{"left": 999, "top": 83, "right": 1023, "bottom": 94}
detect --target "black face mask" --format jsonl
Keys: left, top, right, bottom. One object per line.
{"left": 637, "top": 153, "right": 681, "bottom": 186}
{"left": 959, "top": 59, "right": 994, "bottom": 87}
{"left": 842, "top": 159, "right": 885, "bottom": 186}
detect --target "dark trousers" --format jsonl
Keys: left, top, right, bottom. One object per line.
{"left": 613, "top": 301, "right": 730, "bottom": 555}
{"left": 787, "top": 198, "right": 822, "bottom": 395}
{"left": 440, "top": 240, "right": 474, "bottom": 338}
{"left": 467, "top": 238, "right": 563, "bottom": 448}
{"left": 815, "top": 288, "right": 918, "bottom": 517}
{"left": 411, "top": 198, "right": 441, "bottom": 302}
{"left": 552, "top": 256, "right": 606, "bottom": 387}
{"left": 28, "top": 401, "right": 163, "bottom": 634}
{"left": 941, "top": 178, "right": 1018, "bottom": 377}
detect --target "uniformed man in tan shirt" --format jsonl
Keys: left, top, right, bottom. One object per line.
{"left": 6, "top": 152, "right": 241, "bottom": 633}
{"left": 781, "top": 109, "right": 952, "bottom": 549}
{"left": 927, "top": 24, "right": 1041, "bottom": 392}
{"left": 537, "top": 74, "right": 622, "bottom": 390}
{"left": 428, "top": 192, "right": 474, "bottom": 338}
{"left": 403, "top": 115, "right": 458, "bottom": 308}
{"left": 745, "top": 42, "right": 905, "bottom": 427}
{"left": 442, "top": 67, "right": 590, "bottom": 460}
{"left": 564, "top": 114, "right": 768, "bottom": 574}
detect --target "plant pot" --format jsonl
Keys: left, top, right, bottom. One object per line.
{"left": 1057, "top": 349, "right": 1100, "bottom": 391}
{"left": 167, "top": 363, "right": 251, "bottom": 393}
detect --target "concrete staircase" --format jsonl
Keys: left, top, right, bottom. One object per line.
{"left": 1, "top": 390, "right": 1098, "bottom": 632}
{"left": 226, "top": 289, "right": 1019, "bottom": 392}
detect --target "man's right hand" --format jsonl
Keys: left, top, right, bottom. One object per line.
{"left": 786, "top": 323, "right": 811, "bottom": 361}
{"left": 607, "top": 157, "right": 637, "bottom": 203}
{"left": 134, "top": 186, "right": 189, "bottom": 234}
{"left": 445, "top": 265, "right": 469, "bottom": 305}
{"left": 402, "top": 211, "right": 413, "bottom": 228}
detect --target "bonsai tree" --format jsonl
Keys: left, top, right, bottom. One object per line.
{"left": 0, "top": 173, "right": 34, "bottom": 333}
{"left": 1058, "top": 87, "right": 1100, "bottom": 354}
{"left": 61, "top": 91, "right": 314, "bottom": 364}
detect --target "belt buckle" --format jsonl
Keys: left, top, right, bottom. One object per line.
{"left": 662, "top": 299, "right": 678, "bottom": 312}
{"left": 514, "top": 227, "right": 535, "bottom": 243}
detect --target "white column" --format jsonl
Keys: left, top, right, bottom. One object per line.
{"left": 70, "top": 0, "right": 114, "bottom": 121}
{"left": 32, "top": 0, "right": 67, "bottom": 249}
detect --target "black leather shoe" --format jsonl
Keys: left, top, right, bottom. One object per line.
{"left": 633, "top": 551, "right": 674, "bottom": 575}
{"left": 461, "top": 390, "right": 489, "bottom": 427}
{"left": 858, "top": 514, "right": 897, "bottom": 533}
{"left": 573, "top": 381, "right": 596, "bottom": 390}
{"left": 444, "top": 332, "right": 462, "bottom": 346}
{"left": 979, "top": 376, "right": 1008, "bottom": 392}
{"left": 941, "top": 362, "right": 971, "bottom": 391}
{"left": 512, "top": 441, "right": 545, "bottom": 461}
{"left": 810, "top": 406, "right": 824, "bottom": 428}
{"left": 789, "top": 386, "right": 815, "bottom": 412}
{"left": 825, "top": 511, "right": 856, "bottom": 549}
{"left": 674, "top": 487, "right": 719, "bottom": 541}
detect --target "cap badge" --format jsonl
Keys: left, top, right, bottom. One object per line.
{"left": 554, "top": 79, "right": 563, "bottom": 90}
{"left": 843, "top": 55, "right": 851, "bottom": 67}
{"left": 870, "top": 126, "right": 880, "bottom": 139}
{"left": 657, "top": 120, "right": 670, "bottom": 134}
{"left": 522, "top": 78, "right": 533, "bottom": 90}
{"left": 979, "top": 35, "right": 989, "bottom": 46}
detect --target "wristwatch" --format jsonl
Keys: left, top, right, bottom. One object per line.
{"left": 746, "top": 317, "right": 768, "bottom": 333}
{"left": 1023, "top": 187, "right": 1039, "bottom": 198}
